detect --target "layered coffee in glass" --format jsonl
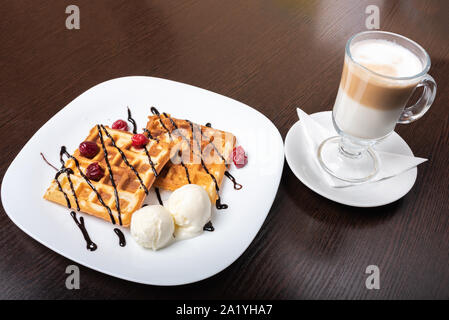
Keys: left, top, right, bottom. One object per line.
{"left": 318, "top": 31, "right": 436, "bottom": 182}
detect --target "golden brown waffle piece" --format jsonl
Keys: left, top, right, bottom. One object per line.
{"left": 146, "top": 111, "right": 236, "bottom": 204}
{"left": 43, "top": 125, "right": 171, "bottom": 227}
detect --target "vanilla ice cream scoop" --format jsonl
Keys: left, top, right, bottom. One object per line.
{"left": 130, "top": 205, "right": 174, "bottom": 250}
{"left": 167, "top": 184, "right": 211, "bottom": 240}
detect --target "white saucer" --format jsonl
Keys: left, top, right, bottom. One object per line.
{"left": 284, "top": 111, "right": 418, "bottom": 207}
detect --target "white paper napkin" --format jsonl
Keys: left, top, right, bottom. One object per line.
{"left": 296, "top": 108, "right": 427, "bottom": 188}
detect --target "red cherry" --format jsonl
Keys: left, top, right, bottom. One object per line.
{"left": 112, "top": 120, "right": 128, "bottom": 131}
{"left": 85, "top": 162, "right": 105, "bottom": 181}
{"left": 132, "top": 134, "right": 149, "bottom": 148}
{"left": 79, "top": 141, "right": 99, "bottom": 159}
{"left": 232, "top": 146, "right": 248, "bottom": 168}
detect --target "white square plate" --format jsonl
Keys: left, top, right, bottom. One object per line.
{"left": 1, "top": 76, "right": 284, "bottom": 285}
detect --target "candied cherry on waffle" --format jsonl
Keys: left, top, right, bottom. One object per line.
{"left": 85, "top": 162, "right": 104, "bottom": 181}
{"left": 112, "top": 120, "right": 128, "bottom": 131}
{"left": 232, "top": 146, "right": 248, "bottom": 168}
{"left": 131, "top": 133, "right": 149, "bottom": 148}
{"left": 79, "top": 141, "right": 99, "bottom": 159}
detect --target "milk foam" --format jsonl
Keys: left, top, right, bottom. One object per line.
{"left": 351, "top": 40, "right": 423, "bottom": 77}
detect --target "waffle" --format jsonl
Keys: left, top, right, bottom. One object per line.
{"left": 146, "top": 111, "right": 236, "bottom": 204}
{"left": 43, "top": 125, "right": 171, "bottom": 227}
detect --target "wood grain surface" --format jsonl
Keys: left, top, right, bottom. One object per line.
{"left": 0, "top": 0, "right": 448, "bottom": 299}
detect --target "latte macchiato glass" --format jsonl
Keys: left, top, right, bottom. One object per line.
{"left": 318, "top": 31, "right": 436, "bottom": 182}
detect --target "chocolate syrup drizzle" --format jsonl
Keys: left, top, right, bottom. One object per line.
{"left": 54, "top": 168, "right": 74, "bottom": 209}
{"left": 45, "top": 151, "right": 71, "bottom": 210}
{"left": 99, "top": 124, "right": 149, "bottom": 195}
{"left": 57, "top": 148, "right": 81, "bottom": 212}
{"left": 143, "top": 128, "right": 159, "bottom": 143}
{"left": 60, "top": 146, "right": 116, "bottom": 224}
{"left": 114, "top": 228, "right": 126, "bottom": 247}
{"left": 155, "top": 187, "right": 163, "bottom": 206}
{"left": 143, "top": 145, "right": 159, "bottom": 177}
{"left": 224, "top": 171, "right": 242, "bottom": 190}
{"left": 51, "top": 148, "right": 113, "bottom": 249}
{"left": 178, "top": 149, "right": 192, "bottom": 184}
{"left": 126, "top": 109, "right": 159, "bottom": 178}
{"left": 186, "top": 120, "right": 228, "bottom": 209}
{"left": 203, "top": 221, "right": 214, "bottom": 232}
{"left": 151, "top": 107, "right": 191, "bottom": 185}
{"left": 201, "top": 123, "right": 243, "bottom": 190}
{"left": 97, "top": 125, "right": 122, "bottom": 225}
{"left": 151, "top": 107, "right": 172, "bottom": 139}
{"left": 70, "top": 211, "right": 97, "bottom": 251}
{"left": 127, "top": 107, "right": 137, "bottom": 134}
{"left": 150, "top": 108, "right": 229, "bottom": 210}
{"left": 202, "top": 158, "right": 227, "bottom": 209}
{"left": 163, "top": 112, "right": 179, "bottom": 131}
{"left": 199, "top": 125, "right": 227, "bottom": 163}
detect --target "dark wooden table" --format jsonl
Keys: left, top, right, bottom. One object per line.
{"left": 1, "top": 0, "right": 448, "bottom": 300}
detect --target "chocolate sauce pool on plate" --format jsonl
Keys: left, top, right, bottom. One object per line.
{"left": 114, "top": 228, "right": 126, "bottom": 247}
{"left": 70, "top": 211, "right": 97, "bottom": 251}
{"left": 203, "top": 221, "right": 214, "bottom": 232}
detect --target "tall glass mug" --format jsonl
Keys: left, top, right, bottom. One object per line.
{"left": 318, "top": 31, "right": 436, "bottom": 182}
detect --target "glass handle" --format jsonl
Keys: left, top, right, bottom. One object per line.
{"left": 398, "top": 74, "right": 437, "bottom": 124}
